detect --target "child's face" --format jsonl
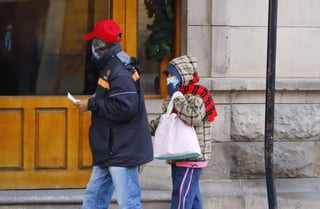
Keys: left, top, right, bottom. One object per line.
{"left": 167, "top": 72, "right": 175, "bottom": 78}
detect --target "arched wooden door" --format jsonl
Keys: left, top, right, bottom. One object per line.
{"left": 0, "top": 0, "right": 137, "bottom": 189}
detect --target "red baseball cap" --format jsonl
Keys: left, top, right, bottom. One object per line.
{"left": 84, "top": 19, "right": 122, "bottom": 43}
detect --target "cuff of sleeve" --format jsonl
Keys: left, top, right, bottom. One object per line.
{"left": 172, "top": 91, "right": 184, "bottom": 99}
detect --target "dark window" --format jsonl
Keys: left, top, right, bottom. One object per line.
{"left": 0, "top": 0, "right": 163, "bottom": 96}
{"left": 0, "top": 1, "right": 50, "bottom": 95}
{"left": 0, "top": 0, "right": 111, "bottom": 95}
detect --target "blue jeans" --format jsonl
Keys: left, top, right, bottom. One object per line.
{"left": 170, "top": 165, "right": 203, "bottom": 209}
{"left": 82, "top": 166, "right": 142, "bottom": 209}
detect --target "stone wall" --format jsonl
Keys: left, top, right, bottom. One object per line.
{"left": 183, "top": 0, "right": 320, "bottom": 79}
{"left": 142, "top": 0, "right": 320, "bottom": 208}
{"left": 143, "top": 87, "right": 320, "bottom": 209}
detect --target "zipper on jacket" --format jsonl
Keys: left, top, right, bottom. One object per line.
{"left": 109, "top": 128, "right": 114, "bottom": 155}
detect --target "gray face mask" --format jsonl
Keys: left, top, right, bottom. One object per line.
{"left": 91, "top": 45, "right": 100, "bottom": 59}
{"left": 91, "top": 38, "right": 108, "bottom": 59}
{"left": 166, "top": 76, "right": 180, "bottom": 86}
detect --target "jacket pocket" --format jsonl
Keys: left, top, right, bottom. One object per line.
{"left": 89, "top": 126, "right": 112, "bottom": 163}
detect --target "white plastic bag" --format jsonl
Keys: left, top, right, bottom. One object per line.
{"left": 153, "top": 92, "right": 201, "bottom": 160}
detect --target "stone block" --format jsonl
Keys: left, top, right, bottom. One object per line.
{"left": 274, "top": 142, "right": 315, "bottom": 178}
{"left": 203, "top": 196, "right": 245, "bottom": 209}
{"left": 277, "top": 192, "right": 320, "bottom": 209}
{"left": 231, "top": 104, "right": 265, "bottom": 142}
{"left": 210, "top": 28, "right": 320, "bottom": 79}
{"left": 275, "top": 104, "right": 320, "bottom": 141}
{"left": 211, "top": 105, "right": 231, "bottom": 142}
{"left": 188, "top": 0, "right": 212, "bottom": 25}
{"left": 141, "top": 162, "right": 171, "bottom": 178}
{"left": 230, "top": 142, "right": 265, "bottom": 178}
{"left": 211, "top": 0, "right": 320, "bottom": 27}
{"left": 214, "top": 0, "right": 320, "bottom": 26}
{"left": 211, "top": 0, "right": 231, "bottom": 26}
{"left": 187, "top": 25, "right": 212, "bottom": 77}
{"left": 278, "top": 0, "right": 320, "bottom": 27}
{"left": 140, "top": 176, "right": 172, "bottom": 191}
{"left": 231, "top": 104, "right": 320, "bottom": 142}
{"left": 140, "top": 155, "right": 172, "bottom": 190}
{"left": 202, "top": 143, "right": 231, "bottom": 179}
{"left": 200, "top": 179, "right": 242, "bottom": 196}
{"left": 215, "top": 0, "right": 268, "bottom": 26}
{"left": 212, "top": 27, "right": 267, "bottom": 77}
{"left": 306, "top": 91, "right": 320, "bottom": 103}
{"left": 315, "top": 142, "right": 320, "bottom": 177}
{"left": 211, "top": 27, "right": 231, "bottom": 77}
{"left": 203, "top": 78, "right": 320, "bottom": 92}
{"left": 277, "top": 28, "right": 320, "bottom": 77}
{"left": 244, "top": 194, "right": 268, "bottom": 209}
{"left": 230, "top": 142, "right": 315, "bottom": 178}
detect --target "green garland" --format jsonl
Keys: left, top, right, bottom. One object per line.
{"left": 144, "top": 0, "right": 176, "bottom": 61}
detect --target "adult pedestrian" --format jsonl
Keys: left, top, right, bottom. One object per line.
{"left": 76, "top": 19, "right": 153, "bottom": 209}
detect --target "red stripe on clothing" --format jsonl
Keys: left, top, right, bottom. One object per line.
{"left": 179, "top": 72, "right": 217, "bottom": 121}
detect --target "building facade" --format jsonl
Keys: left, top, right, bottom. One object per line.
{"left": 142, "top": 0, "right": 320, "bottom": 208}
{"left": 0, "top": 0, "right": 319, "bottom": 208}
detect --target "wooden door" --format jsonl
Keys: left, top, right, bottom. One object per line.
{"left": 0, "top": 97, "right": 92, "bottom": 189}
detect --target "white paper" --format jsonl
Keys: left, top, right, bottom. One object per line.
{"left": 67, "top": 92, "right": 80, "bottom": 104}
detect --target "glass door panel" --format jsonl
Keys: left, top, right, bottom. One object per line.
{"left": 137, "top": 0, "right": 162, "bottom": 95}
{"left": 0, "top": 0, "right": 111, "bottom": 95}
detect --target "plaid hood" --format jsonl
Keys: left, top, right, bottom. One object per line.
{"left": 169, "top": 55, "right": 198, "bottom": 86}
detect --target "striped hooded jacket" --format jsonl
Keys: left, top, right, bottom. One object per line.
{"left": 150, "top": 55, "right": 214, "bottom": 162}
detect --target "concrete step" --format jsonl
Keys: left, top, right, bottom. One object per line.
{"left": 1, "top": 178, "right": 320, "bottom": 209}
{"left": 0, "top": 189, "right": 171, "bottom": 209}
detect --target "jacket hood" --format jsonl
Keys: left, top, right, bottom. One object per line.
{"left": 169, "top": 55, "right": 198, "bottom": 86}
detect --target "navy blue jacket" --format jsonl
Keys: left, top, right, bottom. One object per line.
{"left": 87, "top": 45, "right": 153, "bottom": 166}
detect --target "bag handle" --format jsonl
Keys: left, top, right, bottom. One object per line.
{"left": 166, "top": 91, "right": 184, "bottom": 114}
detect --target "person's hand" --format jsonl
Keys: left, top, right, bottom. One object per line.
{"left": 75, "top": 99, "right": 89, "bottom": 112}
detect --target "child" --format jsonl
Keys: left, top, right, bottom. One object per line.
{"left": 150, "top": 55, "right": 217, "bottom": 209}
